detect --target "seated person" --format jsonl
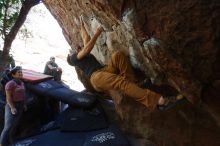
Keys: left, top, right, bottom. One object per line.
{"left": 44, "top": 57, "right": 62, "bottom": 82}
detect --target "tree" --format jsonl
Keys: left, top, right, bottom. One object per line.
{"left": 0, "top": 0, "right": 40, "bottom": 71}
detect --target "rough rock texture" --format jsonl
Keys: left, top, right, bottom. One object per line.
{"left": 42, "top": 0, "right": 220, "bottom": 145}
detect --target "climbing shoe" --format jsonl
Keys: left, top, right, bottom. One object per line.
{"left": 158, "top": 94, "right": 186, "bottom": 111}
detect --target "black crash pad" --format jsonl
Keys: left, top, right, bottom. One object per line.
{"left": 26, "top": 80, "right": 96, "bottom": 108}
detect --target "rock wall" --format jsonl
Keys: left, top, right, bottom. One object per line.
{"left": 42, "top": 0, "right": 220, "bottom": 145}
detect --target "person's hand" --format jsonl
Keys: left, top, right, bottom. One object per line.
{"left": 11, "top": 107, "right": 17, "bottom": 115}
{"left": 97, "top": 26, "right": 104, "bottom": 32}
{"left": 57, "top": 67, "right": 62, "bottom": 71}
{"left": 95, "top": 26, "right": 104, "bottom": 35}
{"left": 24, "top": 104, "right": 27, "bottom": 112}
{"left": 158, "top": 96, "right": 165, "bottom": 105}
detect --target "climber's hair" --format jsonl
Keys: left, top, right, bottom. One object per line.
{"left": 10, "top": 66, "right": 22, "bottom": 75}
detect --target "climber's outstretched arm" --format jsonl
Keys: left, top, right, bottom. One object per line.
{"left": 77, "top": 26, "right": 103, "bottom": 60}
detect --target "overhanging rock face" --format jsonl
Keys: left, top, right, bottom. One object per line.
{"left": 43, "top": 0, "right": 220, "bottom": 145}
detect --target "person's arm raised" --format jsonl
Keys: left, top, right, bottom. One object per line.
{"left": 77, "top": 26, "right": 104, "bottom": 60}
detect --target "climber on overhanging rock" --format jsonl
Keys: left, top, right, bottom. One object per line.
{"left": 67, "top": 15, "right": 180, "bottom": 111}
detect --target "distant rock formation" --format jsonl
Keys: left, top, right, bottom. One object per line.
{"left": 43, "top": 0, "right": 220, "bottom": 145}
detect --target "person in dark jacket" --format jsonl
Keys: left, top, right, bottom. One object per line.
{"left": 0, "top": 69, "right": 13, "bottom": 97}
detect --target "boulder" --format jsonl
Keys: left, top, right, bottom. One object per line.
{"left": 43, "top": 0, "right": 220, "bottom": 145}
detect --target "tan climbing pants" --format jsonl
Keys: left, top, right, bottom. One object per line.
{"left": 90, "top": 51, "right": 161, "bottom": 110}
